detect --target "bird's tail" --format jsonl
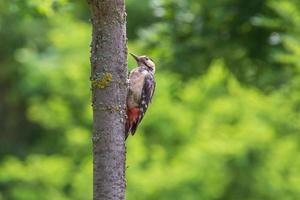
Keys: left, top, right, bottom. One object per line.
{"left": 125, "top": 108, "right": 140, "bottom": 140}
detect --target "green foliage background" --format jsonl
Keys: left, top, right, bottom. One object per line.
{"left": 1, "top": 0, "right": 300, "bottom": 199}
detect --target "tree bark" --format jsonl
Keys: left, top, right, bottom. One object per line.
{"left": 88, "top": 0, "right": 127, "bottom": 199}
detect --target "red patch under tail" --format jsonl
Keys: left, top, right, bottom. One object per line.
{"left": 125, "top": 107, "right": 140, "bottom": 140}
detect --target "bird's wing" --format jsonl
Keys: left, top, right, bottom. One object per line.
{"left": 131, "top": 73, "right": 156, "bottom": 135}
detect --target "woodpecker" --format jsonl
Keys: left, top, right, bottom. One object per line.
{"left": 125, "top": 53, "right": 156, "bottom": 139}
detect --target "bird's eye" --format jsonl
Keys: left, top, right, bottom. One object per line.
{"left": 145, "top": 57, "right": 149, "bottom": 60}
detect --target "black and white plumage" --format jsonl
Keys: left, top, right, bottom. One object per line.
{"left": 125, "top": 53, "right": 156, "bottom": 140}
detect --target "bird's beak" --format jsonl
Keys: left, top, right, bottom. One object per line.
{"left": 130, "top": 53, "right": 139, "bottom": 62}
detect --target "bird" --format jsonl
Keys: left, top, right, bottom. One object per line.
{"left": 125, "top": 53, "right": 156, "bottom": 140}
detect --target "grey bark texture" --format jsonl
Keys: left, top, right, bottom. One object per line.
{"left": 88, "top": 0, "right": 127, "bottom": 199}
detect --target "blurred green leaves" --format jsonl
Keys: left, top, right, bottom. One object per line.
{"left": 126, "top": 60, "right": 300, "bottom": 200}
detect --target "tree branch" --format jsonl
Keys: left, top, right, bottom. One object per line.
{"left": 89, "top": 0, "right": 127, "bottom": 199}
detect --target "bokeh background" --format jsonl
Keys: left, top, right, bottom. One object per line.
{"left": 1, "top": 0, "right": 300, "bottom": 199}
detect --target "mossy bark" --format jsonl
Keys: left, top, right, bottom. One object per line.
{"left": 88, "top": 0, "right": 127, "bottom": 199}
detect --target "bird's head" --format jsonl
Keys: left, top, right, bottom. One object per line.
{"left": 130, "top": 53, "right": 155, "bottom": 73}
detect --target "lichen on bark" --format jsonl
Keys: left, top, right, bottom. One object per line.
{"left": 91, "top": 72, "right": 113, "bottom": 89}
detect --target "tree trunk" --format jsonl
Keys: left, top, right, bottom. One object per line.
{"left": 88, "top": 0, "right": 127, "bottom": 199}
